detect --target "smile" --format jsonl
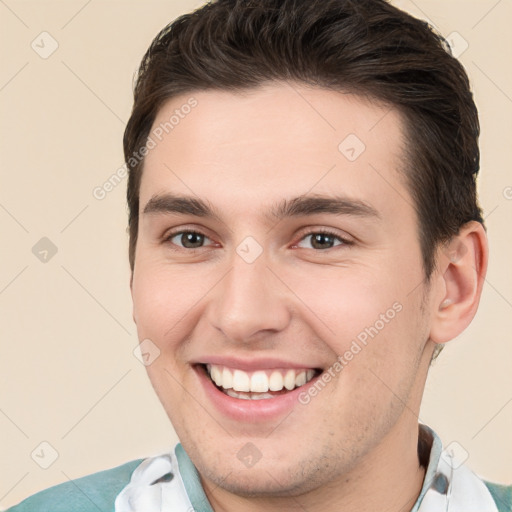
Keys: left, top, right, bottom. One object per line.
{"left": 205, "top": 364, "right": 319, "bottom": 400}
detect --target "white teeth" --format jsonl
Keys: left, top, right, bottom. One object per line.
{"left": 226, "top": 389, "right": 252, "bottom": 400}
{"left": 206, "top": 364, "right": 317, "bottom": 396}
{"left": 284, "top": 369, "right": 296, "bottom": 390}
{"left": 222, "top": 367, "right": 233, "bottom": 389}
{"left": 250, "top": 371, "right": 269, "bottom": 393}
{"left": 295, "top": 371, "right": 306, "bottom": 387}
{"left": 226, "top": 389, "right": 275, "bottom": 400}
{"left": 250, "top": 392, "right": 273, "bottom": 400}
{"left": 269, "top": 371, "right": 284, "bottom": 391}
{"left": 232, "top": 369, "right": 250, "bottom": 392}
{"left": 210, "top": 365, "right": 222, "bottom": 386}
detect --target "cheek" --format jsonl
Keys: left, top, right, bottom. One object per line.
{"left": 287, "top": 263, "right": 425, "bottom": 392}
{"left": 286, "top": 264, "right": 403, "bottom": 347}
{"left": 131, "top": 262, "right": 208, "bottom": 342}
{"left": 131, "top": 265, "right": 201, "bottom": 408}
{"left": 332, "top": 287, "right": 427, "bottom": 419}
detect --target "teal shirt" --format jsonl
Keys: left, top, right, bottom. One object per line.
{"left": 4, "top": 459, "right": 143, "bottom": 512}
{"left": 488, "top": 483, "right": 512, "bottom": 512}
{"left": 5, "top": 443, "right": 511, "bottom": 511}
{"left": 5, "top": 445, "right": 214, "bottom": 512}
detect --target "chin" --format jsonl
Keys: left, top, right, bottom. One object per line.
{"left": 189, "top": 439, "right": 337, "bottom": 500}
{"left": 204, "top": 465, "right": 315, "bottom": 498}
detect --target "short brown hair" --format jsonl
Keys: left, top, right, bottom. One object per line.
{"left": 124, "top": 0, "right": 484, "bottom": 280}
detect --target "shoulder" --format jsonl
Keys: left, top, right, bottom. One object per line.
{"left": 5, "top": 459, "right": 144, "bottom": 512}
{"left": 484, "top": 480, "right": 512, "bottom": 512}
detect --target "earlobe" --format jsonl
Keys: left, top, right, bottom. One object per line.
{"left": 429, "top": 221, "right": 488, "bottom": 344}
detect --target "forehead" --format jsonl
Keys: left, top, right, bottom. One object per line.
{"left": 140, "top": 82, "right": 411, "bottom": 222}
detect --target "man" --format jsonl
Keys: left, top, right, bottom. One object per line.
{"left": 7, "top": 0, "right": 511, "bottom": 510}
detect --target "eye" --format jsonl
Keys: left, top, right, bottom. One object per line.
{"left": 164, "top": 228, "right": 351, "bottom": 251}
{"left": 165, "top": 230, "right": 214, "bottom": 250}
{"left": 295, "top": 230, "right": 352, "bottom": 250}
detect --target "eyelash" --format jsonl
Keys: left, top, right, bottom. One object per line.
{"left": 294, "top": 229, "right": 354, "bottom": 249}
{"left": 164, "top": 228, "right": 353, "bottom": 252}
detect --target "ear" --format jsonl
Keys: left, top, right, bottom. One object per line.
{"left": 429, "top": 221, "right": 488, "bottom": 344}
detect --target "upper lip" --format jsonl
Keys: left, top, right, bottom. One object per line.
{"left": 194, "top": 355, "right": 324, "bottom": 372}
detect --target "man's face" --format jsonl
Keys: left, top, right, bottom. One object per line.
{"left": 131, "top": 83, "right": 436, "bottom": 496}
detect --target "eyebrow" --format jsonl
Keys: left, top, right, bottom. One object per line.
{"left": 142, "top": 193, "right": 381, "bottom": 222}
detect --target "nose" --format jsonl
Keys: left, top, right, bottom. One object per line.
{"left": 206, "top": 252, "right": 291, "bottom": 344}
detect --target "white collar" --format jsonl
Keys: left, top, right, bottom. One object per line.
{"left": 414, "top": 424, "right": 498, "bottom": 512}
{"left": 115, "top": 449, "right": 195, "bottom": 512}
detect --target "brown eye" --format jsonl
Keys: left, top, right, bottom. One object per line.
{"left": 296, "top": 230, "right": 349, "bottom": 250}
{"left": 167, "top": 230, "right": 210, "bottom": 249}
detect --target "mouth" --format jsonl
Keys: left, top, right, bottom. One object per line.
{"left": 201, "top": 363, "right": 322, "bottom": 400}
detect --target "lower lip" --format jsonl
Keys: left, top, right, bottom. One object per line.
{"left": 195, "top": 365, "right": 319, "bottom": 423}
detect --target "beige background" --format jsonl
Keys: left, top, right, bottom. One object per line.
{"left": 0, "top": 0, "right": 511, "bottom": 508}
